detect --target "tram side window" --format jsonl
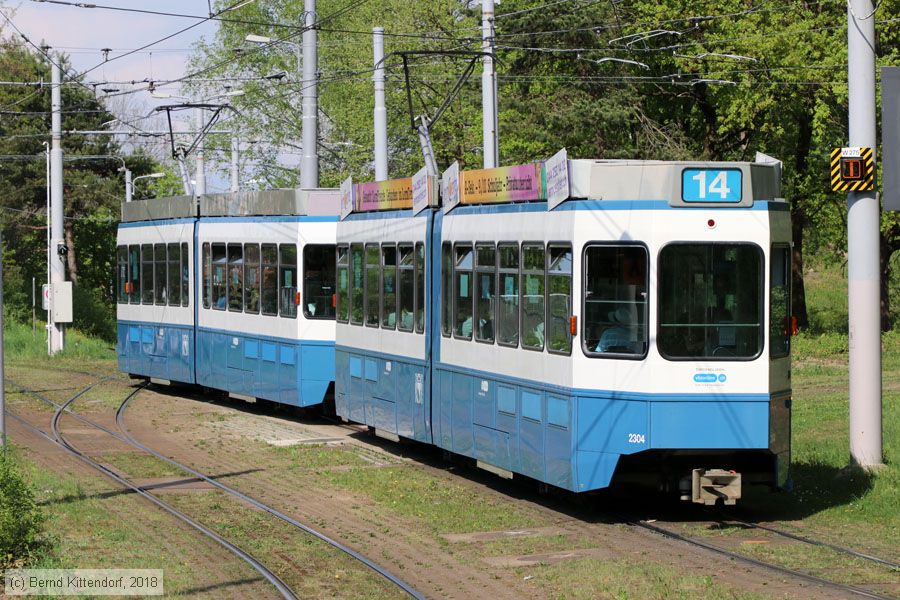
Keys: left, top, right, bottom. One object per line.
{"left": 497, "top": 243, "right": 519, "bottom": 347}
{"left": 365, "top": 244, "right": 380, "bottom": 327}
{"left": 211, "top": 243, "right": 226, "bottom": 310}
{"left": 475, "top": 244, "right": 496, "bottom": 343}
{"left": 116, "top": 246, "right": 127, "bottom": 303}
{"left": 454, "top": 244, "right": 474, "bottom": 340}
{"left": 415, "top": 242, "right": 425, "bottom": 334}
{"left": 141, "top": 244, "right": 154, "bottom": 304}
{"left": 303, "top": 244, "right": 336, "bottom": 319}
{"left": 244, "top": 244, "right": 260, "bottom": 314}
{"left": 181, "top": 242, "right": 189, "bottom": 307}
{"left": 547, "top": 244, "right": 573, "bottom": 354}
{"left": 202, "top": 243, "right": 210, "bottom": 309}
{"left": 658, "top": 244, "right": 762, "bottom": 359}
{"left": 261, "top": 244, "right": 278, "bottom": 316}
{"left": 279, "top": 244, "right": 297, "bottom": 318}
{"left": 350, "top": 243, "right": 364, "bottom": 325}
{"left": 441, "top": 243, "right": 452, "bottom": 337}
{"left": 398, "top": 244, "right": 415, "bottom": 332}
{"left": 770, "top": 245, "right": 791, "bottom": 358}
{"left": 382, "top": 245, "right": 397, "bottom": 329}
{"left": 583, "top": 245, "right": 647, "bottom": 357}
{"left": 521, "top": 244, "right": 545, "bottom": 351}
{"left": 154, "top": 244, "right": 167, "bottom": 305}
{"left": 227, "top": 244, "right": 243, "bottom": 312}
{"left": 128, "top": 245, "right": 140, "bottom": 304}
{"left": 336, "top": 245, "right": 349, "bottom": 323}
{"left": 167, "top": 243, "right": 181, "bottom": 307}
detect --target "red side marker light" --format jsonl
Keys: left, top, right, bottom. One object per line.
{"left": 570, "top": 315, "right": 577, "bottom": 336}
{"left": 295, "top": 291, "right": 301, "bottom": 305}
{"left": 331, "top": 293, "right": 336, "bottom": 308}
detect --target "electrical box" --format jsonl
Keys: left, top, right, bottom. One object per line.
{"left": 52, "top": 281, "right": 73, "bottom": 323}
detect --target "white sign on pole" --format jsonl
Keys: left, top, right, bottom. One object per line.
{"left": 339, "top": 176, "right": 354, "bottom": 220}
{"left": 41, "top": 284, "right": 50, "bottom": 311}
{"left": 441, "top": 161, "right": 460, "bottom": 214}
{"left": 412, "top": 166, "right": 436, "bottom": 215}
{"left": 545, "top": 148, "right": 570, "bottom": 210}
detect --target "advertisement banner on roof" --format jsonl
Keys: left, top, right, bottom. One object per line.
{"left": 459, "top": 162, "right": 545, "bottom": 205}
{"left": 545, "top": 148, "right": 570, "bottom": 210}
{"left": 356, "top": 177, "right": 414, "bottom": 211}
{"left": 442, "top": 161, "right": 460, "bottom": 213}
{"left": 339, "top": 175, "right": 354, "bottom": 220}
{"left": 412, "top": 166, "right": 437, "bottom": 215}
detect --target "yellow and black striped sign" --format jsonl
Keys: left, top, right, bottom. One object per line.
{"left": 831, "top": 147, "right": 875, "bottom": 192}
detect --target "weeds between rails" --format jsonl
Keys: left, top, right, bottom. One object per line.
{"left": 10, "top": 378, "right": 425, "bottom": 600}
{"left": 7, "top": 381, "right": 299, "bottom": 600}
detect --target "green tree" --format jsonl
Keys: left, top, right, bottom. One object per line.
{"left": 0, "top": 39, "right": 162, "bottom": 337}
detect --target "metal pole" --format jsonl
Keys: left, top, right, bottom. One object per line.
{"left": 44, "top": 142, "right": 49, "bottom": 354}
{"left": 32, "top": 277, "right": 35, "bottom": 338}
{"left": 125, "top": 168, "right": 133, "bottom": 203}
{"left": 176, "top": 151, "right": 193, "bottom": 196}
{"left": 847, "top": 0, "right": 883, "bottom": 469}
{"left": 0, "top": 230, "right": 5, "bottom": 450}
{"left": 301, "top": 0, "right": 319, "bottom": 188}
{"left": 416, "top": 116, "right": 439, "bottom": 178}
{"left": 373, "top": 27, "right": 388, "bottom": 181}
{"left": 231, "top": 136, "right": 240, "bottom": 192}
{"left": 195, "top": 108, "right": 206, "bottom": 196}
{"left": 49, "top": 57, "right": 65, "bottom": 355}
{"left": 481, "top": 0, "right": 498, "bottom": 168}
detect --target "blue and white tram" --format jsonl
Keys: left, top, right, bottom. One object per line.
{"left": 195, "top": 189, "right": 339, "bottom": 407}
{"left": 116, "top": 196, "right": 196, "bottom": 384}
{"left": 116, "top": 189, "right": 340, "bottom": 408}
{"left": 335, "top": 158, "right": 791, "bottom": 500}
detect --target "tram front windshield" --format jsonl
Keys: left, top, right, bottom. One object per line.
{"left": 658, "top": 244, "right": 762, "bottom": 360}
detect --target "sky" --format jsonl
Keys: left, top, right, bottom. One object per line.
{"left": 2, "top": 0, "right": 245, "bottom": 191}
{"left": 5, "top": 0, "right": 215, "bottom": 90}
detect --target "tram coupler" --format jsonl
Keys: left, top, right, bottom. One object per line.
{"left": 679, "top": 469, "right": 742, "bottom": 505}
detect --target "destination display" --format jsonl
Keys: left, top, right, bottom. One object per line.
{"left": 459, "top": 162, "right": 545, "bottom": 205}
{"left": 356, "top": 177, "right": 414, "bottom": 211}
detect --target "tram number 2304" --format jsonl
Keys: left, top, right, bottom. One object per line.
{"left": 627, "top": 433, "right": 647, "bottom": 444}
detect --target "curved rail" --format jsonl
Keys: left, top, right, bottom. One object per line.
{"left": 39, "top": 380, "right": 300, "bottom": 600}
{"left": 716, "top": 515, "right": 900, "bottom": 571}
{"left": 630, "top": 518, "right": 896, "bottom": 600}
{"left": 11, "top": 378, "right": 426, "bottom": 600}
{"left": 117, "top": 391, "right": 427, "bottom": 600}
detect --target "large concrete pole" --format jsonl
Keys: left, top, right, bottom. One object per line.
{"left": 847, "top": 0, "right": 882, "bottom": 468}
{"left": 373, "top": 27, "right": 388, "bottom": 181}
{"left": 481, "top": 0, "right": 498, "bottom": 168}
{"left": 231, "top": 136, "right": 240, "bottom": 192}
{"left": 49, "top": 58, "right": 65, "bottom": 354}
{"left": 301, "top": 0, "right": 319, "bottom": 188}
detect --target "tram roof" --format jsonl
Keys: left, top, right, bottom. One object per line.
{"left": 120, "top": 188, "right": 340, "bottom": 223}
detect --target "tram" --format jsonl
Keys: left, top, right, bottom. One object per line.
{"left": 334, "top": 154, "right": 791, "bottom": 502}
{"left": 116, "top": 188, "right": 340, "bottom": 407}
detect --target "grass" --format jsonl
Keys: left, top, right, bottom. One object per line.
{"left": 13, "top": 450, "right": 227, "bottom": 596}
{"left": 4, "top": 319, "right": 115, "bottom": 365}
{"left": 326, "top": 465, "right": 541, "bottom": 535}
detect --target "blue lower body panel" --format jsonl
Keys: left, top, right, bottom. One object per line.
{"left": 117, "top": 321, "right": 195, "bottom": 384}
{"left": 430, "top": 364, "right": 773, "bottom": 493}
{"left": 196, "top": 328, "right": 333, "bottom": 407}
{"left": 334, "top": 347, "right": 431, "bottom": 443}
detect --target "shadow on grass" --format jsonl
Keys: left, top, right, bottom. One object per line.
{"left": 735, "top": 460, "right": 876, "bottom": 522}
{"left": 38, "top": 468, "right": 262, "bottom": 507}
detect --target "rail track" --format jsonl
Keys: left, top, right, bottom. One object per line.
{"left": 626, "top": 517, "right": 897, "bottom": 600}
{"left": 8, "top": 377, "right": 425, "bottom": 600}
